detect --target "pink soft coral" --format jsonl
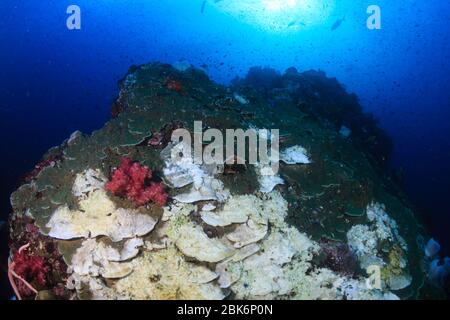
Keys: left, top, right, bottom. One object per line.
{"left": 106, "top": 157, "right": 168, "bottom": 206}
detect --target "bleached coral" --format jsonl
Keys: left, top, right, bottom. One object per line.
{"left": 108, "top": 238, "right": 145, "bottom": 262}
{"left": 161, "top": 201, "right": 196, "bottom": 222}
{"left": 280, "top": 145, "right": 311, "bottom": 164}
{"left": 200, "top": 196, "right": 251, "bottom": 227}
{"left": 72, "top": 169, "right": 107, "bottom": 198}
{"left": 47, "top": 170, "right": 158, "bottom": 242}
{"left": 228, "top": 227, "right": 318, "bottom": 299}
{"left": 366, "top": 202, "right": 407, "bottom": 249}
{"left": 226, "top": 219, "right": 268, "bottom": 248}
{"left": 69, "top": 239, "right": 134, "bottom": 279}
{"left": 346, "top": 224, "right": 381, "bottom": 269}
{"left": 255, "top": 162, "right": 285, "bottom": 193}
{"left": 114, "top": 248, "right": 225, "bottom": 300}
{"left": 162, "top": 142, "right": 230, "bottom": 203}
{"left": 172, "top": 222, "right": 235, "bottom": 263}
{"left": 255, "top": 144, "right": 311, "bottom": 192}
{"left": 52, "top": 168, "right": 403, "bottom": 300}
{"left": 347, "top": 202, "right": 411, "bottom": 291}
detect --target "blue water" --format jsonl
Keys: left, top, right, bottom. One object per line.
{"left": 0, "top": 0, "right": 449, "bottom": 260}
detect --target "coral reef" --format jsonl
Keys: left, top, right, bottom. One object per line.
{"left": 232, "top": 67, "right": 393, "bottom": 166}
{"left": 7, "top": 62, "right": 440, "bottom": 299}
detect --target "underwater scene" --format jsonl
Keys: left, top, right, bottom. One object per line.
{"left": 0, "top": 0, "right": 449, "bottom": 301}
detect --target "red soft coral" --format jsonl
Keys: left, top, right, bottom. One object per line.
{"left": 106, "top": 157, "right": 168, "bottom": 206}
{"left": 166, "top": 79, "right": 184, "bottom": 93}
{"left": 9, "top": 244, "right": 49, "bottom": 299}
{"left": 14, "top": 252, "right": 48, "bottom": 288}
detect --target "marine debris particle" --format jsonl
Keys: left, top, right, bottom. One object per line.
{"left": 8, "top": 62, "right": 436, "bottom": 299}
{"left": 106, "top": 157, "right": 168, "bottom": 206}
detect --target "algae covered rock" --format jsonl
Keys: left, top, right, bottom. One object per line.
{"left": 8, "top": 62, "right": 437, "bottom": 299}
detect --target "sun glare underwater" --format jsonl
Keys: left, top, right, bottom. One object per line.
{"left": 0, "top": 0, "right": 449, "bottom": 300}
{"left": 211, "top": 0, "right": 335, "bottom": 32}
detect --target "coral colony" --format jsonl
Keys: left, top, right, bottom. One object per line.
{"left": 106, "top": 157, "right": 168, "bottom": 206}
{"left": 7, "top": 62, "right": 448, "bottom": 299}
{"left": 8, "top": 244, "right": 49, "bottom": 299}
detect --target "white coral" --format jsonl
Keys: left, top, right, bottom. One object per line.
{"left": 280, "top": 145, "right": 311, "bottom": 164}
{"left": 72, "top": 169, "right": 107, "bottom": 198}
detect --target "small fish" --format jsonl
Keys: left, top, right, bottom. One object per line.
{"left": 331, "top": 16, "right": 346, "bottom": 31}
{"left": 288, "top": 21, "right": 306, "bottom": 28}
{"left": 201, "top": 0, "right": 207, "bottom": 14}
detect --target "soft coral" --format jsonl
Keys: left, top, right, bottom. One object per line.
{"left": 106, "top": 157, "right": 168, "bottom": 206}
{"left": 9, "top": 244, "right": 49, "bottom": 299}
{"left": 166, "top": 78, "right": 184, "bottom": 94}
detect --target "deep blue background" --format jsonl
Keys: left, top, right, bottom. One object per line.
{"left": 0, "top": 0, "right": 449, "bottom": 264}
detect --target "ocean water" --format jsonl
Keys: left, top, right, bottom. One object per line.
{"left": 0, "top": 0, "right": 449, "bottom": 299}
